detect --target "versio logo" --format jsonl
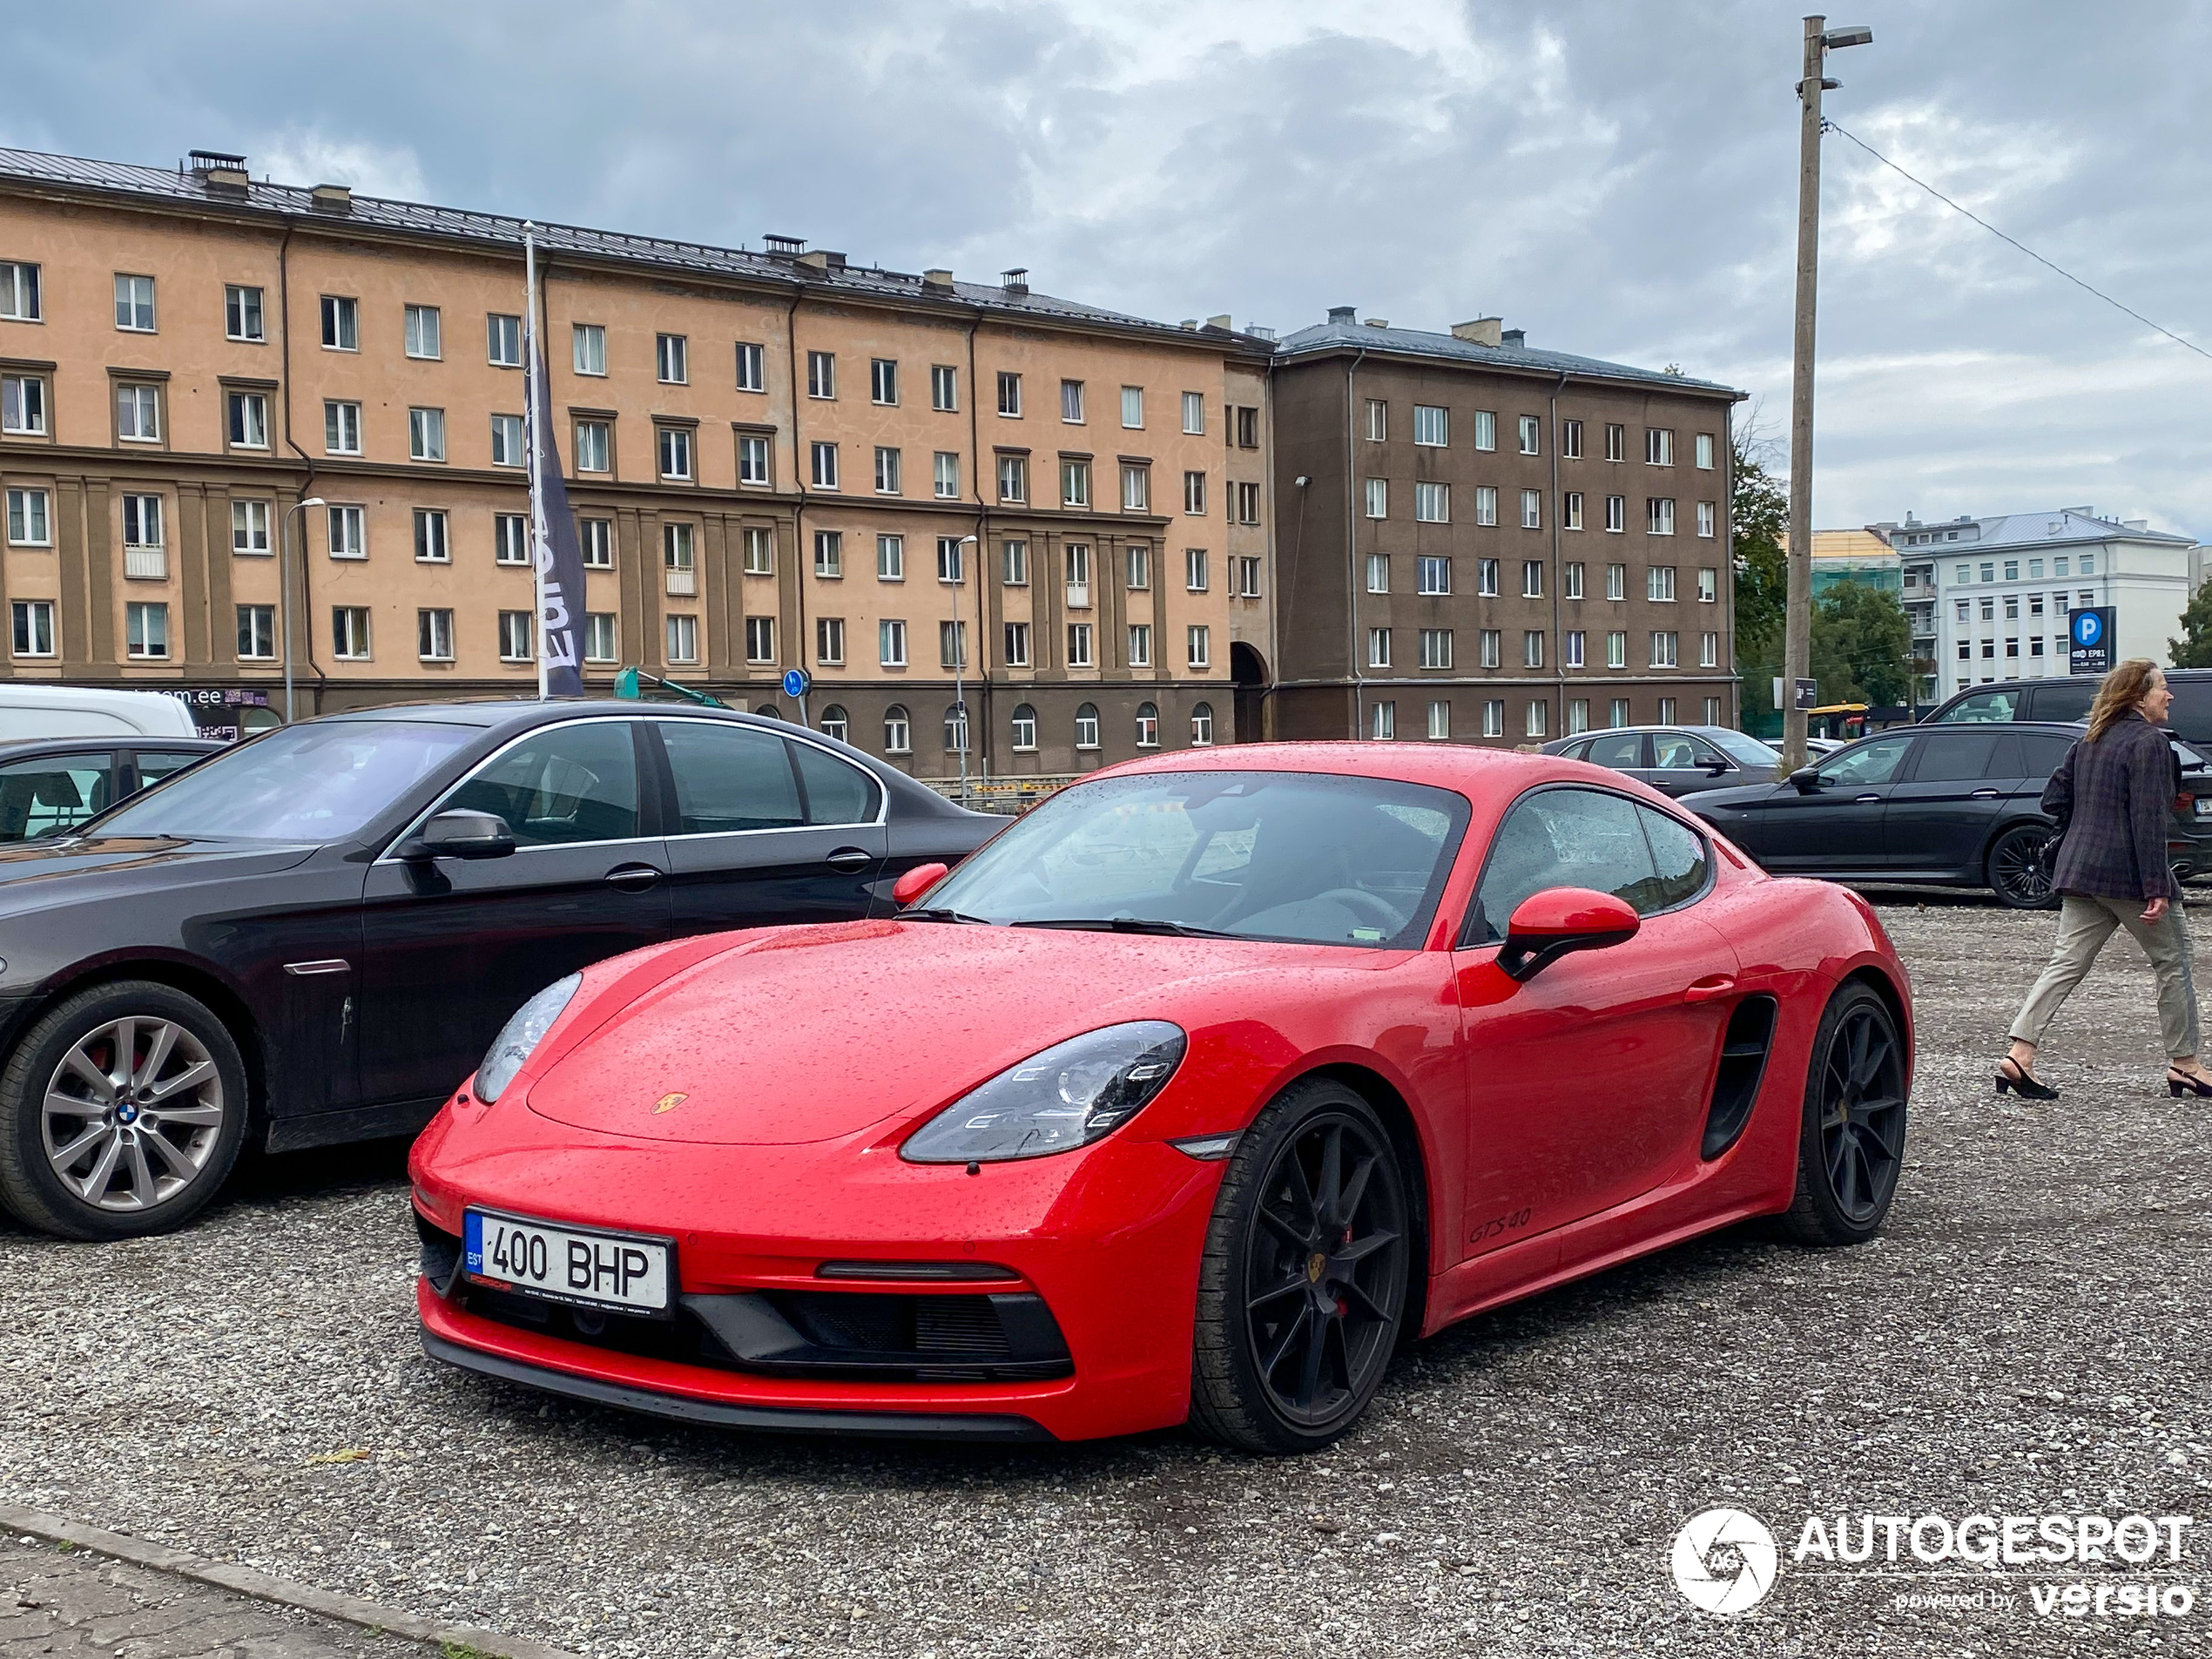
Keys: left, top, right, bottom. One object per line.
{"left": 1672, "top": 1508, "right": 1780, "bottom": 1614}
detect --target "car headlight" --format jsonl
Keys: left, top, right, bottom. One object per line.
{"left": 474, "top": 973, "right": 583, "bottom": 1103}
{"left": 900, "top": 1021, "right": 1188, "bottom": 1163}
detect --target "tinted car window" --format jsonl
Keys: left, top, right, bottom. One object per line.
{"left": 2021, "top": 734, "right": 2074, "bottom": 779}
{"left": 663, "top": 722, "right": 802, "bottom": 833}
{"left": 1912, "top": 732, "right": 2001, "bottom": 782}
{"left": 1583, "top": 733, "right": 1644, "bottom": 769}
{"left": 1709, "top": 729, "right": 1784, "bottom": 766}
{"left": 2027, "top": 681, "right": 2097, "bottom": 724}
{"left": 135, "top": 750, "right": 209, "bottom": 786}
{"left": 445, "top": 721, "right": 640, "bottom": 847}
{"left": 1651, "top": 732, "right": 1703, "bottom": 769}
{"left": 791, "top": 740, "right": 882, "bottom": 826}
{"left": 1638, "top": 805, "right": 1710, "bottom": 910}
{"left": 1469, "top": 787, "right": 1656, "bottom": 944}
{"left": 1817, "top": 736, "right": 1913, "bottom": 787}
{"left": 2160, "top": 680, "right": 2212, "bottom": 737}
{"left": 0, "top": 754, "right": 111, "bottom": 840}
{"left": 1936, "top": 690, "right": 2022, "bottom": 723}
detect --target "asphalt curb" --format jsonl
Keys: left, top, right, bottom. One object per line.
{"left": 0, "top": 1501, "right": 582, "bottom": 1659}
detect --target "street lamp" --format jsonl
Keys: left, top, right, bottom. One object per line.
{"left": 280, "top": 496, "right": 327, "bottom": 724}
{"left": 1781, "top": 15, "right": 1873, "bottom": 772}
{"left": 951, "top": 534, "right": 979, "bottom": 803}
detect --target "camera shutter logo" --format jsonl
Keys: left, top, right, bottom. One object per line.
{"left": 1670, "top": 1507, "right": 1779, "bottom": 1614}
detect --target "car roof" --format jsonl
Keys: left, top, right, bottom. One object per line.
{"left": 1082, "top": 739, "right": 1622, "bottom": 797}
{"left": 0, "top": 735, "right": 224, "bottom": 761}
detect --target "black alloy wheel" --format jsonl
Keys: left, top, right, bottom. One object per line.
{"left": 1987, "top": 824, "right": 2060, "bottom": 910}
{"left": 1190, "top": 1079, "right": 1411, "bottom": 1453}
{"left": 1778, "top": 982, "right": 1908, "bottom": 1247}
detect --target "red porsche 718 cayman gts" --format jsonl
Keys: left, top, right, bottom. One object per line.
{"left": 410, "top": 744, "right": 1912, "bottom": 1452}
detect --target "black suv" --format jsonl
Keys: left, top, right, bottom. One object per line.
{"left": 1924, "top": 671, "right": 2212, "bottom": 746}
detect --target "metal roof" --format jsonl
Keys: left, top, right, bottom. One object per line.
{"left": 0, "top": 146, "right": 1272, "bottom": 354}
{"left": 1895, "top": 509, "right": 2195, "bottom": 554}
{"left": 1271, "top": 318, "right": 1740, "bottom": 396}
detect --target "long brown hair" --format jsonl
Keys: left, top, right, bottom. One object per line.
{"left": 2085, "top": 658, "right": 2161, "bottom": 743}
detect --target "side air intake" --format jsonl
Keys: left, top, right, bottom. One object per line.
{"left": 1702, "top": 995, "right": 1778, "bottom": 1160}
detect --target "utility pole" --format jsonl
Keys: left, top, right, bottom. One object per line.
{"left": 1784, "top": 14, "right": 1871, "bottom": 771}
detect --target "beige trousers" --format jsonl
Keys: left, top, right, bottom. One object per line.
{"left": 2010, "top": 895, "right": 2202, "bottom": 1061}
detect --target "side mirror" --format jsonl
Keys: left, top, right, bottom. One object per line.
{"left": 1498, "top": 887, "right": 1640, "bottom": 981}
{"left": 1788, "top": 767, "right": 1824, "bottom": 792}
{"left": 401, "top": 809, "right": 516, "bottom": 861}
{"left": 1702, "top": 759, "right": 1732, "bottom": 775}
{"left": 893, "top": 861, "right": 949, "bottom": 907}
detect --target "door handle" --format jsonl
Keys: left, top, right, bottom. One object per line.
{"left": 1969, "top": 788, "right": 2000, "bottom": 799}
{"left": 1853, "top": 793, "right": 1881, "bottom": 803}
{"left": 604, "top": 863, "right": 664, "bottom": 891}
{"left": 1683, "top": 974, "right": 1737, "bottom": 1002}
{"left": 824, "top": 846, "right": 873, "bottom": 872}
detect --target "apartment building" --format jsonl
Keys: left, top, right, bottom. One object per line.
{"left": 1267, "top": 311, "right": 1743, "bottom": 745}
{"left": 0, "top": 147, "right": 1274, "bottom": 779}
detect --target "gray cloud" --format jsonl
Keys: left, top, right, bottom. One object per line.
{"left": 4, "top": 0, "right": 2204, "bottom": 537}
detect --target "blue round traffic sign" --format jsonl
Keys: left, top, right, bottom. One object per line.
{"left": 2073, "top": 610, "right": 2102, "bottom": 647}
{"left": 781, "top": 668, "right": 811, "bottom": 698}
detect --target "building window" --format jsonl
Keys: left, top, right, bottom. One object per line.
{"left": 1561, "top": 419, "right": 1583, "bottom": 459}
{"left": 413, "top": 507, "right": 449, "bottom": 563}
{"left": 874, "top": 446, "right": 903, "bottom": 495}
{"left": 1561, "top": 491, "right": 1585, "bottom": 532}
{"left": 1364, "top": 399, "right": 1387, "bottom": 442}
{"left": 737, "top": 341, "right": 766, "bottom": 393}
{"left": 1609, "top": 698, "right": 1631, "bottom": 727}
{"left": 1184, "top": 391, "right": 1205, "bottom": 435}
{"left": 1518, "top": 415, "right": 1541, "bottom": 455}
{"left": 1606, "top": 562, "right": 1627, "bottom": 600}
{"left": 731, "top": 525, "right": 769, "bottom": 577}
{"left": 816, "top": 617, "right": 846, "bottom": 665}
{"left": 1474, "top": 486, "right": 1497, "bottom": 527}
{"left": 1527, "top": 701, "right": 1550, "bottom": 738}
{"left": 944, "top": 702, "right": 969, "bottom": 752}
{"left": 1481, "top": 700, "right": 1504, "bottom": 738}
{"left": 1067, "top": 623, "right": 1095, "bottom": 668}
{"left": 2, "top": 374, "right": 46, "bottom": 435}
{"left": 584, "top": 614, "right": 617, "bottom": 664}
{"left": 1649, "top": 631, "right": 1679, "bottom": 668}
{"left": 1003, "top": 621, "right": 1031, "bottom": 667}
{"left": 1604, "top": 423, "right": 1626, "bottom": 462}
{"left": 1413, "top": 404, "right": 1448, "bottom": 447}
{"left": 329, "top": 605, "right": 369, "bottom": 660}
{"left": 487, "top": 313, "right": 522, "bottom": 367}
{"left": 497, "top": 611, "right": 534, "bottom": 663}
{"left": 1367, "top": 554, "right": 1390, "bottom": 594}
{"left": 121, "top": 492, "right": 163, "bottom": 556}
{"left": 1061, "top": 380, "right": 1085, "bottom": 422}
{"left": 879, "top": 618, "right": 907, "bottom": 668}
{"left": 1365, "top": 478, "right": 1388, "bottom": 519}
{"left": 228, "top": 497, "right": 269, "bottom": 555}
{"left": 1473, "top": 409, "right": 1495, "bottom": 451}
{"left": 113, "top": 274, "right": 157, "bottom": 332}
{"left": 1062, "top": 458, "right": 1090, "bottom": 508}
{"left": 580, "top": 517, "right": 614, "bottom": 570}
{"left": 223, "top": 284, "right": 265, "bottom": 341}
{"left": 1002, "top": 539, "right": 1028, "bottom": 585}
{"left": 869, "top": 357, "right": 898, "bottom": 406}
{"left": 558, "top": 419, "right": 604, "bottom": 473}
{"left": 1649, "top": 565, "right": 1676, "bottom": 602}
{"left": 10, "top": 598, "right": 54, "bottom": 658}
{"left": 997, "top": 372, "right": 1022, "bottom": 416}
{"left": 226, "top": 390, "right": 270, "bottom": 448}
{"left": 1234, "top": 482, "right": 1261, "bottom": 525}
{"left": 1076, "top": 703, "right": 1101, "bottom": 750}
{"left": 326, "top": 504, "right": 365, "bottom": 560}
{"left": 1564, "top": 629, "right": 1586, "bottom": 668}
{"left": 1368, "top": 627, "right": 1392, "bottom": 668}
{"left": 1516, "top": 560, "right": 1541, "bottom": 599}
{"left": 657, "top": 427, "right": 693, "bottom": 481}
{"left": 1192, "top": 702, "right": 1216, "bottom": 745}
{"left": 1127, "top": 625, "right": 1156, "bottom": 668}
{"left": 1605, "top": 495, "right": 1626, "bottom": 534}
{"left": 1565, "top": 560, "right": 1585, "bottom": 599}
{"left": 1479, "top": 629, "right": 1501, "bottom": 668}
{"left": 126, "top": 601, "right": 170, "bottom": 659}
{"left": 1701, "top": 631, "right": 1720, "bottom": 668}
{"left": 1418, "top": 556, "right": 1451, "bottom": 596}
{"left": 1121, "top": 386, "right": 1143, "bottom": 428}
{"left": 802, "top": 349, "right": 835, "bottom": 400}
{"left": 1420, "top": 628, "right": 1453, "bottom": 670}
{"left": 1696, "top": 433, "right": 1716, "bottom": 469}
{"left": 1426, "top": 700, "right": 1449, "bottom": 741}
{"left": 931, "top": 364, "right": 958, "bottom": 411}
{"left": 885, "top": 705, "right": 912, "bottom": 753}
{"left": 1607, "top": 630, "right": 1627, "bottom": 669}
{"left": 811, "top": 442, "right": 840, "bottom": 490}
{"left": 1135, "top": 701, "right": 1158, "bottom": 746}
{"left": 935, "top": 451, "right": 961, "bottom": 500}
{"left": 1124, "top": 544, "right": 1150, "bottom": 590}
{"left": 998, "top": 454, "right": 1028, "bottom": 502}
{"left": 1646, "top": 428, "right": 1673, "bottom": 466}
{"left": 935, "top": 536, "right": 965, "bottom": 585}
{"left": 670, "top": 615, "right": 703, "bottom": 664}
{"left": 1235, "top": 556, "right": 1261, "bottom": 597}
{"left": 1525, "top": 630, "right": 1547, "bottom": 669}
{"left": 813, "top": 529, "right": 843, "bottom": 578}
{"left": 1121, "top": 464, "right": 1149, "bottom": 512}
{"left": 1568, "top": 698, "right": 1589, "bottom": 733}
{"left": 818, "top": 704, "right": 848, "bottom": 743}
{"left": 489, "top": 412, "right": 523, "bottom": 466}
{"left": 118, "top": 382, "right": 162, "bottom": 442}
{"left": 656, "top": 334, "right": 688, "bottom": 384}
{"left": 496, "top": 513, "right": 530, "bottom": 566}
{"left": 570, "top": 322, "right": 604, "bottom": 374}
{"left": 1648, "top": 498, "right": 1676, "bottom": 536}
{"left": 1372, "top": 702, "right": 1396, "bottom": 740}
{"left": 1477, "top": 558, "right": 1500, "bottom": 597}
{"left": 876, "top": 534, "right": 905, "bottom": 581}
{"left": 1, "top": 260, "right": 41, "bottom": 321}
{"left": 1657, "top": 696, "right": 1676, "bottom": 724}
{"left": 1188, "top": 548, "right": 1211, "bottom": 591}
{"left": 1184, "top": 470, "right": 1206, "bottom": 514}
{"left": 1521, "top": 489, "right": 1541, "bottom": 530}
{"left": 1415, "top": 482, "right": 1450, "bottom": 523}
{"left": 407, "top": 406, "right": 445, "bottom": 462}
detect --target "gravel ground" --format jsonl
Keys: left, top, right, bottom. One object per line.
{"left": 2, "top": 895, "right": 2208, "bottom": 1657}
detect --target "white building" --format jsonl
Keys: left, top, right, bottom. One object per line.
{"left": 1883, "top": 508, "right": 2196, "bottom": 703}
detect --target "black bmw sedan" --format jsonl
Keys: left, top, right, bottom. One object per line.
{"left": 0, "top": 701, "right": 997, "bottom": 1240}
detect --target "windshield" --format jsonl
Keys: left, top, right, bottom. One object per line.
{"left": 921, "top": 770, "right": 1471, "bottom": 948}
{"left": 92, "top": 720, "right": 481, "bottom": 843}
{"left": 1707, "top": 729, "right": 1784, "bottom": 766}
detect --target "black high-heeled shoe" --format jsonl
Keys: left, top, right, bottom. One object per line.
{"left": 2166, "top": 1068, "right": 2212, "bottom": 1098}
{"left": 1995, "top": 1057, "right": 2060, "bottom": 1100}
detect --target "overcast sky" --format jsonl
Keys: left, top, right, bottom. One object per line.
{"left": 7, "top": 0, "right": 2205, "bottom": 541}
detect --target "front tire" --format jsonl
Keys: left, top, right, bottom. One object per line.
{"left": 0, "top": 981, "right": 248, "bottom": 1240}
{"left": 1777, "top": 982, "right": 1907, "bottom": 1247}
{"left": 1987, "top": 824, "right": 2059, "bottom": 910}
{"left": 1190, "top": 1078, "right": 1411, "bottom": 1454}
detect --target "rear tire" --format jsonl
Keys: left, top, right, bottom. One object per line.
{"left": 1777, "top": 982, "right": 1907, "bottom": 1247}
{"left": 1189, "top": 1078, "right": 1411, "bottom": 1454}
{"left": 1986, "top": 824, "right": 2059, "bottom": 910}
{"left": 0, "top": 981, "right": 248, "bottom": 1240}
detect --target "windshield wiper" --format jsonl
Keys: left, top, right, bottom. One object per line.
{"left": 900, "top": 906, "right": 995, "bottom": 925}
{"left": 1011, "top": 915, "right": 1240, "bottom": 938}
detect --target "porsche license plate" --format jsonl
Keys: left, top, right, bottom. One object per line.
{"left": 463, "top": 1211, "right": 671, "bottom": 1316}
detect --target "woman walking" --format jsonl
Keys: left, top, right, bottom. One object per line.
{"left": 2000, "top": 659, "right": 2211, "bottom": 1099}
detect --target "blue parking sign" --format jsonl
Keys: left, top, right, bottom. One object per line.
{"left": 2068, "top": 606, "right": 2114, "bottom": 676}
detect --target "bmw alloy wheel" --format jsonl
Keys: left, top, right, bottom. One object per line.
{"left": 1987, "top": 825, "right": 2057, "bottom": 909}
{"left": 40, "top": 1016, "right": 228, "bottom": 1212}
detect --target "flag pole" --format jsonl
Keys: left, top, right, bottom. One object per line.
{"left": 524, "top": 220, "right": 549, "bottom": 701}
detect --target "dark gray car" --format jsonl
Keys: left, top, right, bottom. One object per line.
{"left": 1541, "top": 725, "right": 1785, "bottom": 799}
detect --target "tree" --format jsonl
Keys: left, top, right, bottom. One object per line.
{"left": 1809, "top": 581, "right": 1914, "bottom": 706}
{"left": 2170, "top": 585, "right": 2212, "bottom": 668}
{"left": 1730, "top": 432, "right": 1788, "bottom": 726}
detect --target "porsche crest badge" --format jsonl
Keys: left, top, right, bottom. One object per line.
{"left": 651, "top": 1091, "right": 689, "bottom": 1115}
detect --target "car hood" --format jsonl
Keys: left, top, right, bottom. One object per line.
{"left": 524, "top": 919, "right": 1352, "bottom": 1148}
{"left": 0, "top": 833, "right": 322, "bottom": 909}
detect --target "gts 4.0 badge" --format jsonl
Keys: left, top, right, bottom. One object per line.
{"left": 651, "top": 1091, "right": 689, "bottom": 1115}
{"left": 1469, "top": 1206, "right": 1533, "bottom": 1245}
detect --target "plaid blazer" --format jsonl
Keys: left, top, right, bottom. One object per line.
{"left": 2043, "top": 711, "right": 2178, "bottom": 902}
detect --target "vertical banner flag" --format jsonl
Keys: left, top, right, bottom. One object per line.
{"left": 522, "top": 226, "right": 586, "bottom": 698}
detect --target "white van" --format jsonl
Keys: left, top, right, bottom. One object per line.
{"left": 0, "top": 685, "right": 203, "bottom": 742}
